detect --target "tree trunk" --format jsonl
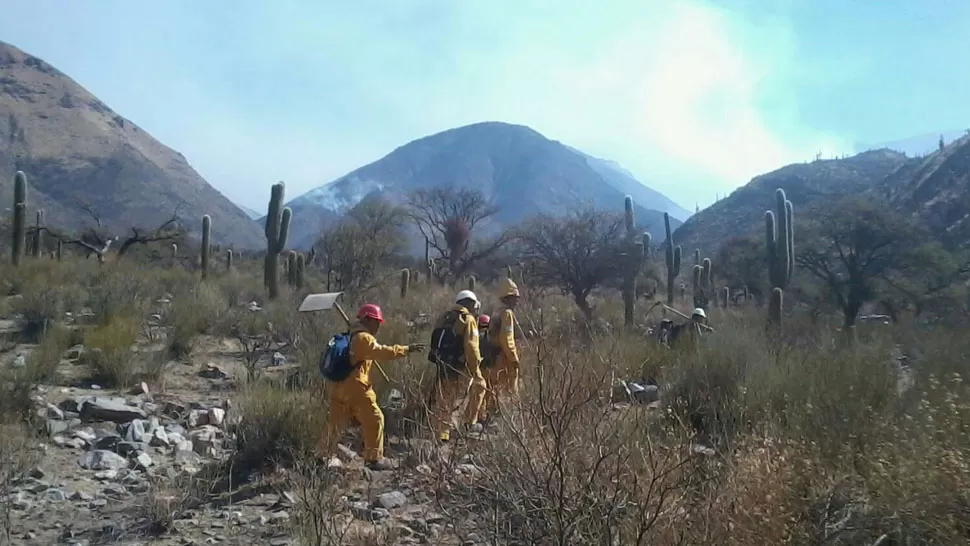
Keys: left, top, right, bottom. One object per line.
{"left": 574, "top": 292, "right": 593, "bottom": 322}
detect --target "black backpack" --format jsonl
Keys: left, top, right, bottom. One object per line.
{"left": 428, "top": 310, "right": 465, "bottom": 378}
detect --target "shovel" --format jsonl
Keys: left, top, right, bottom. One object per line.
{"left": 662, "top": 304, "right": 716, "bottom": 332}
{"left": 298, "top": 292, "right": 391, "bottom": 382}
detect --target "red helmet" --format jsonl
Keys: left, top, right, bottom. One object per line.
{"left": 478, "top": 314, "right": 491, "bottom": 327}
{"left": 357, "top": 304, "right": 384, "bottom": 323}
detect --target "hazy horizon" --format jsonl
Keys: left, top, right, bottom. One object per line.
{"left": 3, "top": 0, "right": 968, "bottom": 211}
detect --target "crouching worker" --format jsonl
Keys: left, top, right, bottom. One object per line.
{"left": 428, "top": 290, "right": 487, "bottom": 442}
{"left": 481, "top": 278, "right": 521, "bottom": 424}
{"left": 317, "top": 304, "right": 425, "bottom": 471}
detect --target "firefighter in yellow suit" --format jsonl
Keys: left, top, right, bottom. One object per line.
{"left": 317, "top": 304, "right": 425, "bottom": 471}
{"left": 430, "top": 290, "right": 487, "bottom": 442}
{"left": 482, "top": 278, "right": 521, "bottom": 424}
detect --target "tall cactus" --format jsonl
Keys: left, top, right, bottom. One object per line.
{"left": 287, "top": 251, "right": 297, "bottom": 287}
{"left": 693, "top": 248, "right": 700, "bottom": 266}
{"left": 264, "top": 182, "right": 292, "bottom": 300}
{"left": 692, "top": 265, "right": 702, "bottom": 294}
{"left": 55, "top": 239, "right": 63, "bottom": 262}
{"left": 226, "top": 249, "right": 233, "bottom": 271}
{"left": 32, "top": 210, "right": 44, "bottom": 258}
{"left": 769, "top": 287, "right": 783, "bottom": 325}
{"left": 200, "top": 215, "right": 211, "bottom": 281}
{"left": 400, "top": 268, "right": 410, "bottom": 298}
{"left": 765, "top": 189, "right": 794, "bottom": 325}
{"left": 622, "top": 196, "right": 649, "bottom": 327}
{"left": 721, "top": 287, "right": 730, "bottom": 309}
{"left": 701, "top": 258, "right": 712, "bottom": 292}
{"left": 663, "top": 212, "right": 682, "bottom": 305}
{"left": 467, "top": 275, "right": 477, "bottom": 291}
{"left": 11, "top": 171, "right": 27, "bottom": 266}
{"left": 295, "top": 253, "right": 305, "bottom": 288}
{"left": 424, "top": 237, "right": 432, "bottom": 283}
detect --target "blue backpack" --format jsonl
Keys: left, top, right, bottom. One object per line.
{"left": 319, "top": 332, "right": 360, "bottom": 382}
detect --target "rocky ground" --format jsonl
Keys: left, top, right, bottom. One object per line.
{"left": 6, "top": 315, "right": 592, "bottom": 546}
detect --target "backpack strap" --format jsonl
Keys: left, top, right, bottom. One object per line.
{"left": 347, "top": 331, "right": 365, "bottom": 370}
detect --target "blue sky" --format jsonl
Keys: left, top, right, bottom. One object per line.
{"left": 3, "top": 0, "right": 969, "bottom": 212}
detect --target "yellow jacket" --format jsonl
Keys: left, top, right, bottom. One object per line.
{"left": 346, "top": 327, "right": 409, "bottom": 387}
{"left": 489, "top": 306, "right": 520, "bottom": 364}
{"left": 436, "top": 305, "right": 482, "bottom": 369}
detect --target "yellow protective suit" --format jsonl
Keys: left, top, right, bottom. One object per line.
{"left": 483, "top": 306, "right": 520, "bottom": 418}
{"left": 431, "top": 305, "right": 486, "bottom": 441}
{"left": 318, "top": 327, "right": 410, "bottom": 462}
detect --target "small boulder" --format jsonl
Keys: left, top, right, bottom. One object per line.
{"left": 78, "top": 450, "right": 127, "bottom": 471}
{"left": 376, "top": 491, "right": 408, "bottom": 510}
{"left": 79, "top": 397, "right": 147, "bottom": 424}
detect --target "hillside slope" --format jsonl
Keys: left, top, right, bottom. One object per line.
{"left": 0, "top": 40, "right": 263, "bottom": 248}
{"left": 672, "top": 150, "right": 909, "bottom": 256}
{"left": 883, "top": 133, "right": 970, "bottom": 248}
{"left": 275, "top": 122, "right": 685, "bottom": 249}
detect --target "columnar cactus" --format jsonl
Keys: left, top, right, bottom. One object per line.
{"left": 692, "top": 265, "right": 702, "bottom": 294}
{"left": 769, "top": 287, "right": 783, "bottom": 325}
{"left": 663, "top": 212, "right": 682, "bottom": 305}
{"left": 286, "top": 251, "right": 297, "bottom": 287}
{"left": 424, "top": 238, "right": 432, "bottom": 282}
{"left": 400, "top": 268, "right": 410, "bottom": 298}
{"left": 11, "top": 171, "right": 27, "bottom": 266}
{"left": 721, "top": 287, "right": 730, "bottom": 309}
{"left": 622, "top": 196, "right": 649, "bottom": 326}
{"left": 200, "top": 215, "right": 211, "bottom": 281}
{"left": 32, "top": 210, "right": 44, "bottom": 258}
{"left": 171, "top": 243, "right": 178, "bottom": 267}
{"left": 765, "top": 188, "right": 794, "bottom": 325}
{"left": 226, "top": 249, "right": 233, "bottom": 271}
{"left": 701, "top": 258, "right": 712, "bottom": 292}
{"left": 694, "top": 248, "right": 700, "bottom": 266}
{"left": 264, "top": 182, "right": 292, "bottom": 300}
{"left": 56, "top": 239, "right": 63, "bottom": 262}
{"left": 467, "top": 275, "right": 477, "bottom": 291}
{"left": 295, "top": 253, "right": 305, "bottom": 288}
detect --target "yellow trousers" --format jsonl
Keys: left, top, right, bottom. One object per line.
{"left": 432, "top": 365, "right": 487, "bottom": 440}
{"left": 318, "top": 380, "right": 384, "bottom": 462}
{"left": 483, "top": 357, "right": 519, "bottom": 418}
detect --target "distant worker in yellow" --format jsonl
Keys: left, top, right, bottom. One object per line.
{"left": 481, "top": 278, "right": 521, "bottom": 424}
{"left": 317, "top": 304, "right": 425, "bottom": 471}
{"left": 427, "top": 290, "right": 487, "bottom": 442}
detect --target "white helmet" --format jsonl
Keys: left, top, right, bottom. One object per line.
{"left": 691, "top": 308, "right": 707, "bottom": 319}
{"left": 455, "top": 290, "right": 481, "bottom": 312}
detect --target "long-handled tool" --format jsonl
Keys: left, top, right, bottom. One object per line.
{"left": 662, "top": 304, "right": 716, "bottom": 332}
{"left": 298, "top": 292, "right": 392, "bottom": 382}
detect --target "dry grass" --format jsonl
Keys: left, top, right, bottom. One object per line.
{"left": 1, "top": 253, "right": 969, "bottom": 545}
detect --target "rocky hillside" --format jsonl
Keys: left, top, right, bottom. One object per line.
{"left": 0, "top": 41, "right": 264, "bottom": 249}
{"left": 272, "top": 122, "right": 688, "bottom": 249}
{"left": 672, "top": 149, "right": 909, "bottom": 256}
{"left": 883, "top": 133, "right": 970, "bottom": 248}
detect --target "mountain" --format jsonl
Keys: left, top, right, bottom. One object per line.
{"left": 563, "top": 146, "right": 692, "bottom": 221}
{"left": 883, "top": 133, "right": 970, "bottom": 248}
{"left": 275, "top": 122, "right": 685, "bottom": 249}
{"left": 672, "top": 149, "right": 909, "bottom": 256}
{"left": 857, "top": 130, "right": 968, "bottom": 158}
{"left": 0, "top": 41, "right": 263, "bottom": 249}
{"left": 239, "top": 205, "right": 263, "bottom": 220}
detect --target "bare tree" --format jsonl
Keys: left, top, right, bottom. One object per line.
{"left": 317, "top": 198, "right": 407, "bottom": 294}
{"left": 517, "top": 207, "right": 626, "bottom": 319}
{"left": 406, "top": 187, "right": 507, "bottom": 279}
{"left": 57, "top": 198, "right": 184, "bottom": 263}
{"left": 796, "top": 197, "right": 931, "bottom": 329}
